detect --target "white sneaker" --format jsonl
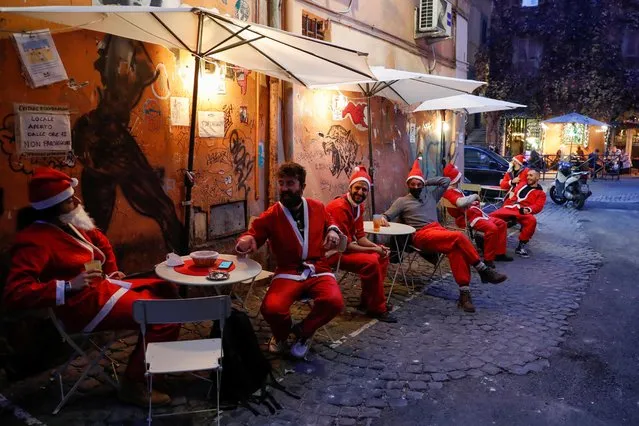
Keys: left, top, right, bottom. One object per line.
{"left": 290, "top": 338, "right": 311, "bottom": 359}
{"left": 267, "top": 336, "right": 288, "bottom": 354}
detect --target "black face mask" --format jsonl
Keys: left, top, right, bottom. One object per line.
{"left": 409, "top": 188, "right": 423, "bottom": 199}
{"left": 280, "top": 191, "right": 302, "bottom": 209}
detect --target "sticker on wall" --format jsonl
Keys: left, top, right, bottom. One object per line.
{"left": 235, "top": 0, "right": 250, "bottom": 21}
{"left": 409, "top": 122, "right": 417, "bottom": 145}
{"left": 239, "top": 106, "right": 248, "bottom": 124}
{"left": 331, "top": 94, "right": 347, "bottom": 121}
{"left": 14, "top": 103, "right": 72, "bottom": 154}
{"left": 258, "top": 141, "right": 265, "bottom": 168}
{"left": 342, "top": 101, "right": 368, "bottom": 131}
{"left": 235, "top": 68, "right": 251, "bottom": 95}
{"left": 198, "top": 111, "right": 225, "bottom": 138}
{"left": 12, "top": 30, "right": 68, "bottom": 88}
{"left": 170, "top": 97, "right": 190, "bottom": 126}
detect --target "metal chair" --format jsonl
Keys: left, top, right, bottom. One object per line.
{"left": 132, "top": 295, "right": 232, "bottom": 426}
{"left": 48, "top": 308, "right": 120, "bottom": 415}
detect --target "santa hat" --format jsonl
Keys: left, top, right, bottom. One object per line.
{"left": 406, "top": 157, "right": 425, "bottom": 184}
{"left": 29, "top": 167, "right": 78, "bottom": 210}
{"left": 349, "top": 165, "right": 372, "bottom": 188}
{"left": 443, "top": 163, "right": 462, "bottom": 185}
{"left": 508, "top": 154, "right": 526, "bottom": 172}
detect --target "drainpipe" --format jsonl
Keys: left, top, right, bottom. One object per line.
{"left": 281, "top": 0, "right": 294, "bottom": 162}
{"left": 267, "top": 0, "right": 283, "bottom": 205}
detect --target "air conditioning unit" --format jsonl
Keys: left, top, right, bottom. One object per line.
{"left": 415, "top": 0, "right": 453, "bottom": 40}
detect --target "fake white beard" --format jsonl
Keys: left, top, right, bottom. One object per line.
{"left": 59, "top": 204, "right": 96, "bottom": 231}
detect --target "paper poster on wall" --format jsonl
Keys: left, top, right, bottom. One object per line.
{"left": 170, "top": 97, "right": 190, "bottom": 126}
{"left": 14, "top": 103, "right": 72, "bottom": 154}
{"left": 198, "top": 111, "right": 225, "bottom": 138}
{"left": 409, "top": 123, "right": 417, "bottom": 145}
{"left": 12, "top": 30, "right": 68, "bottom": 88}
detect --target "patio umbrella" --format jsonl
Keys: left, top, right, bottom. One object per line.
{"left": 414, "top": 94, "right": 526, "bottom": 114}
{"left": 0, "top": 5, "right": 376, "bottom": 250}
{"left": 311, "top": 66, "right": 485, "bottom": 211}
{"left": 542, "top": 113, "right": 608, "bottom": 157}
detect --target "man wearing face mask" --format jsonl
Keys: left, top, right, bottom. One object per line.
{"left": 381, "top": 159, "right": 507, "bottom": 313}
{"left": 4, "top": 167, "right": 181, "bottom": 407}
{"left": 325, "top": 165, "right": 396, "bottom": 323}
{"left": 236, "top": 162, "right": 343, "bottom": 359}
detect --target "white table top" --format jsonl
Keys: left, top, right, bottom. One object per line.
{"left": 155, "top": 254, "right": 262, "bottom": 287}
{"left": 363, "top": 221, "right": 416, "bottom": 236}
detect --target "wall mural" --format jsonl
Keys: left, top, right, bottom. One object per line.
{"left": 320, "top": 124, "right": 361, "bottom": 178}
{"left": 228, "top": 129, "right": 255, "bottom": 198}
{"left": 342, "top": 101, "right": 369, "bottom": 130}
{"left": 72, "top": 35, "right": 182, "bottom": 252}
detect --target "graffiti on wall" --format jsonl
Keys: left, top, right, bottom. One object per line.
{"left": 320, "top": 125, "right": 361, "bottom": 178}
{"left": 1, "top": 113, "right": 76, "bottom": 174}
{"left": 72, "top": 35, "right": 182, "bottom": 252}
{"left": 222, "top": 104, "right": 233, "bottom": 136}
{"left": 229, "top": 129, "right": 255, "bottom": 198}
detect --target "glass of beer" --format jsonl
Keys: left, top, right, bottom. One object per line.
{"left": 84, "top": 260, "right": 102, "bottom": 273}
{"left": 373, "top": 214, "right": 382, "bottom": 232}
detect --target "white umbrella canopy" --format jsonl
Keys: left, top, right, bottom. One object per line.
{"left": 542, "top": 112, "right": 607, "bottom": 127}
{"left": 0, "top": 5, "right": 375, "bottom": 87}
{"left": 311, "top": 66, "right": 485, "bottom": 105}
{"left": 414, "top": 94, "right": 526, "bottom": 113}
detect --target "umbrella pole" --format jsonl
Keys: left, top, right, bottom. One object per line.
{"left": 367, "top": 94, "right": 376, "bottom": 213}
{"left": 183, "top": 13, "right": 204, "bottom": 255}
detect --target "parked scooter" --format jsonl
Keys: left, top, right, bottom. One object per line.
{"left": 549, "top": 161, "right": 592, "bottom": 210}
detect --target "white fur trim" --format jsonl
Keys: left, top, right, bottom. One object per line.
{"left": 459, "top": 286, "right": 470, "bottom": 292}
{"left": 350, "top": 177, "right": 371, "bottom": 188}
{"left": 450, "top": 173, "right": 461, "bottom": 185}
{"left": 55, "top": 280, "right": 66, "bottom": 306}
{"left": 71, "top": 177, "right": 78, "bottom": 187}
{"left": 406, "top": 175, "right": 425, "bottom": 183}
{"left": 83, "top": 287, "right": 128, "bottom": 333}
{"left": 31, "top": 186, "right": 75, "bottom": 210}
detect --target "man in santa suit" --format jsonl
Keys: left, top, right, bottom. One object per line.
{"left": 236, "top": 162, "right": 343, "bottom": 359}
{"left": 490, "top": 169, "right": 546, "bottom": 257}
{"left": 500, "top": 154, "right": 530, "bottom": 196}
{"left": 4, "top": 167, "right": 180, "bottom": 407}
{"left": 325, "top": 165, "right": 396, "bottom": 323}
{"left": 442, "top": 163, "right": 513, "bottom": 268}
{"left": 381, "top": 159, "right": 507, "bottom": 313}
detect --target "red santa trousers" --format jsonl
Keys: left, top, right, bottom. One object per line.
{"left": 260, "top": 275, "right": 344, "bottom": 341}
{"left": 327, "top": 252, "right": 389, "bottom": 314}
{"left": 490, "top": 208, "right": 537, "bottom": 242}
{"left": 472, "top": 217, "right": 508, "bottom": 261}
{"left": 91, "top": 278, "right": 181, "bottom": 382}
{"left": 412, "top": 222, "right": 481, "bottom": 287}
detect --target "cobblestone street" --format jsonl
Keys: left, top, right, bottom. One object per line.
{"left": 3, "top": 179, "right": 638, "bottom": 425}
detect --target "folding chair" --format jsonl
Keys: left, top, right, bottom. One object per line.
{"left": 132, "top": 295, "right": 232, "bottom": 426}
{"left": 48, "top": 308, "right": 120, "bottom": 415}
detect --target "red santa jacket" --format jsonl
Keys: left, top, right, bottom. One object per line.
{"left": 241, "top": 198, "right": 338, "bottom": 280}
{"left": 503, "top": 181, "right": 546, "bottom": 214}
{"left": 500, "top": 167, "right": 530, "bottom": 191}
{"left": 325, "top": 194, "right": 365, "bottom": 244}
{"left": 4, "top": 222, "right": 129, "bottom": 332}
{"left": 442, "top": 188, "right": 489, "bottom": 228}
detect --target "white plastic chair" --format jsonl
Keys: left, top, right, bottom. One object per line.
{"left": 48, "top": 308, "right": 120, "bottom": 415}
{"left": 132, "top": 295, "right": 232, "bottom": 426}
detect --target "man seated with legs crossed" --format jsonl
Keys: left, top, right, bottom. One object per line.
{"left": 442, "top": 163, "right": 514, "bottom": 268}
{"left": 490, "top": 169, "right": 546, "bottom": 258}
{"left": 325, "top": 165, "right": 396, "bottom": 323}
{"left": 381, "top": 159, "right": 507, "bottom": 313}
{"left": 236, "top": 162, "right": 343, "bottom": 359}
{"left": 4, "top": 167, "right": 180, "bottom": 407}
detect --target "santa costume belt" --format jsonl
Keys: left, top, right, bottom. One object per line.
{"left": 82, "top": 278, "right": 131, "bottom": 333}
{"left": 273, "top": 262, "right": 334, "bottom": 282}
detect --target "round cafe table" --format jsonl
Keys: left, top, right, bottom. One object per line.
{"left": 363, "top": 221, "right": 416, "bottom": 302}
{"left": 155, "top": 254, "right": 262, "bottom": 307}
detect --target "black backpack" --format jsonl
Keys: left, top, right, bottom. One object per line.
{"left": 210, "top": 308, "right": 299, "bottom": 415}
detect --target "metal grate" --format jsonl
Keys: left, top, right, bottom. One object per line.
{"left": 419, "top": 0, "right": 435, "bottom": 30}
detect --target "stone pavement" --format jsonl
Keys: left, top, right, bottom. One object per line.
{"left": 0, "top": 197, "right": 605, "bottom": 426}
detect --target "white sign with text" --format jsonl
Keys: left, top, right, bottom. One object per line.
{"left": 15, "top": 103, "right": 72, "bottom": 154}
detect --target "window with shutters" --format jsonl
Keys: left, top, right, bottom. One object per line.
{"left": 512, "top": 37, "right": 543, "bottom": 72}
{"left": 302, "top": 12, "right": 330, "bottom": 41}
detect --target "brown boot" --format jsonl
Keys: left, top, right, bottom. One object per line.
{"left": 118, "top": 378, "right": 171, "bottom": 408}
{"left": 478, "top": 266, "right": 507, "bottom": 284}
{"left": 457, "top": 290, "right": 476, "bottom": 313}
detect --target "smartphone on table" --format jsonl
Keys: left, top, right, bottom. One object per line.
{"left": 217, "top": 260, "right": 233, "bottom": 270}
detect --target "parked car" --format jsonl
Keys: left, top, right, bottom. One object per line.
{"left": 463, "top": 146, "right": 509, "bottom": 186}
